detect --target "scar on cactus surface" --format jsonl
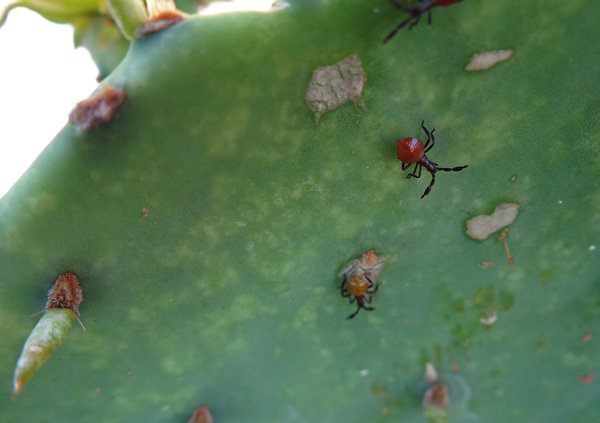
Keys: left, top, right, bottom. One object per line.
{"left": 305, "top": 53, "right": 366, "bottom": 124}
{"left": 12, "top": 272, "right": 83, "bottom": 397}
{"left": 465, "top": 203, "right": 519, "bottom": 241}
{"left": 136, "top": 10, "right": 185, "bottom": 37}
{"left": 69, "top": 87, "right": 127, "bottom": 132}
{"left": 384, "top": 0, "right": 464, "bottom": 43}
{"left": 465, "top": 50, "right": 513, "bottom": 72}
{"left": 188, "top": 406, "right": 213, "bottom": 423}
{"left": 396, "top": 120, "right": 468, "bottom": 199}
{"left": 339, "top": 249, "right": 385, "bottom": 319}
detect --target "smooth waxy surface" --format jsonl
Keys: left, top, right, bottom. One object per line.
{"left": 0, "top": 0, "right": 599, "bottom": 421}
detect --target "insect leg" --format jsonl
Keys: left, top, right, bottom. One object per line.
{"left": 437, "top": 165, "right": 469, "bottom": 172}
{"left": 347, "top": 304, "right": 362, "bottom": 320}
{"left": 383, "top": 17, "right": 414, "bottom": 43}
{"left": 402, "top": 162, "right": 412, "bottom": 170}
{"left": 388, "top": 0, "right": 413, "bottom": 12}
{"left": 421, "top": 170, "right": 436, "bottom": 198}
{"left": 427, "top": 8, "right": 432, "bottom": 25}
{"left": 408, "top": 14, "right": 421, "bottom": 30}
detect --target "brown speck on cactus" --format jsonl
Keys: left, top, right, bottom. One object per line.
{"left": 136, "top": 10, "right": 185, "bottom": 37}
{"left": 579, "top": 374, "right": 595, "bottom": 385}
{"left": 305, "top": 53, "right": 367, "bottom": 124}
{"left": 69, "top": 87, "right": 127, "bottom": 132}
{"left": 12, "top": 272, "right": 83, "bottom": 397}
{"left": 581, "top": 333, "right": 593, "bottom": 343}
{"left": 188, "top": 406, "right": 213, "bottom": 423}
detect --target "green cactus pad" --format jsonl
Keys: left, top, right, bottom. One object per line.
{"left": 1, "top": 0, "right": 599, "bottom": 421}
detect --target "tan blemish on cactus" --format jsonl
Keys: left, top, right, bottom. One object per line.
{"left": 465, "top": 50, "right": 513, "bottom": 71}
{"left": 136, "top": 10, "right": 184, "bottom": 37}
{"left": 305, "top": 53, "right": 367, "bottom": 124}
{"left": 579, "top": 374, "right": 595, "bottom": 385}
{"left": 188, "top": 406, "right": 213, "bottom": 423}
{"left": 13, "top": 272, "right": 83, "bottom": 397}
{"left": 479, "top": 312, "right": 498, "bottom": 326}
{"left": 142, "top": 206, "right": 152, "bottom": 218}
{"left": 581, "top": 333, "right": 593, "bottom": 343}
{"left": 466, "top": 203, "right": 519, "bottom": 241}
{"left": 479, "top": 260, "right": 495, "bottom": 269}
{"left": 69, "top": 87, "right": 127, "bottom": 132}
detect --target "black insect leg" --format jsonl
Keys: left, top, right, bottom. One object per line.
{"left": 408, "top": 14, "right": 421, "bottom": 30}
{"left": 402, "top": 162, "right": 412, "bottom": 170}
{"left": 407, "top": 164, "right": 422, "bottom": 179}
{"left": 422, "top": 121, "right": 436, "bottom": 152}
{"left": 347, "top": 304, "right": 362, "bottom": 320}
{"left": 421, "top": 170, "right": 436, "bottom": 199}
{"left": 427, "top": 8, "right": 432, "bottom": 25}
{"left": 388, "top": 0, "right": 413, "bottom": 12}
{"left": 383, "top": 17, "right": 415, "bottom": 43}
{"left": 339, "top": 276, "right": 347, "bottom": 293}
{"left": 437, "top": 165, "right": 469, "bottom": 172}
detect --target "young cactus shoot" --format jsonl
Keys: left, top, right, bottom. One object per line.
{"left": 12, "top": 272, "right": 83, "bottom": 397}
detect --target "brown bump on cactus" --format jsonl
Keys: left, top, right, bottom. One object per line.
{"left": 136, "top": 10, "right": 185, "bottom": 37}
{"left": 579, "top": 374, "right": 595, "bottom": 385}
{"left": 69, "top": 87, "right": 127, "bottom": 132}
{"left": 188, "top": 406, "right": 213, "bottom": 423}
{"left": 12, "top": 272, "right": 83, "bottom": 398}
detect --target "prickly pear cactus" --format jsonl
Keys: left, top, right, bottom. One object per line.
{"left": 1, "top": 0, "right": 599, "bottom": 421}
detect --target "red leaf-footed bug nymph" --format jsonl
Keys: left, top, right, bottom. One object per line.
{"left": 384, "top": 0, "right": 464, "bottom": 43}
{"left": 397, "top": 120, "right": 468, "bottom": 199}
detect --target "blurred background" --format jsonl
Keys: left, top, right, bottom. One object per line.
{"left": 0, "top": 0, "right": 275, "bottom": 199}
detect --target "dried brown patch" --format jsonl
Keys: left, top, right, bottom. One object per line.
{"left": 142, "top": 206, "right": 152, "bottom": 218}
{"left": 188, "top": 406, "right": 213, "bottom": 423}
{"left": 305, "top": 53, "right": 367, "bottom": 124}
{"left": 581, "top": 333, "right": 593, "bottom": 343}
{"left": 423, "top": 382, "right": 449, "bottom": 410}
{"left": 46, "top": 272, "right": 83, "bottom": 315}
{"left": 69, "top": 87, "right": 127, "bottom": 132}
{"left": 136, "top": 11, "right": 184, "bottom": 37}
{"left": 579, "top": 373, "right": 595, "bottom": 385}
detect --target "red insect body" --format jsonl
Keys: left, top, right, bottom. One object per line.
{"left": 396, "top": 137, "right": 425, "bottom": 163}
{"left": 433, "top": 0, "right": 461, "bottom": 7}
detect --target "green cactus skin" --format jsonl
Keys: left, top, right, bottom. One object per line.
{"left": 1, "top": 0, "right": 599, "bottom": 421}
